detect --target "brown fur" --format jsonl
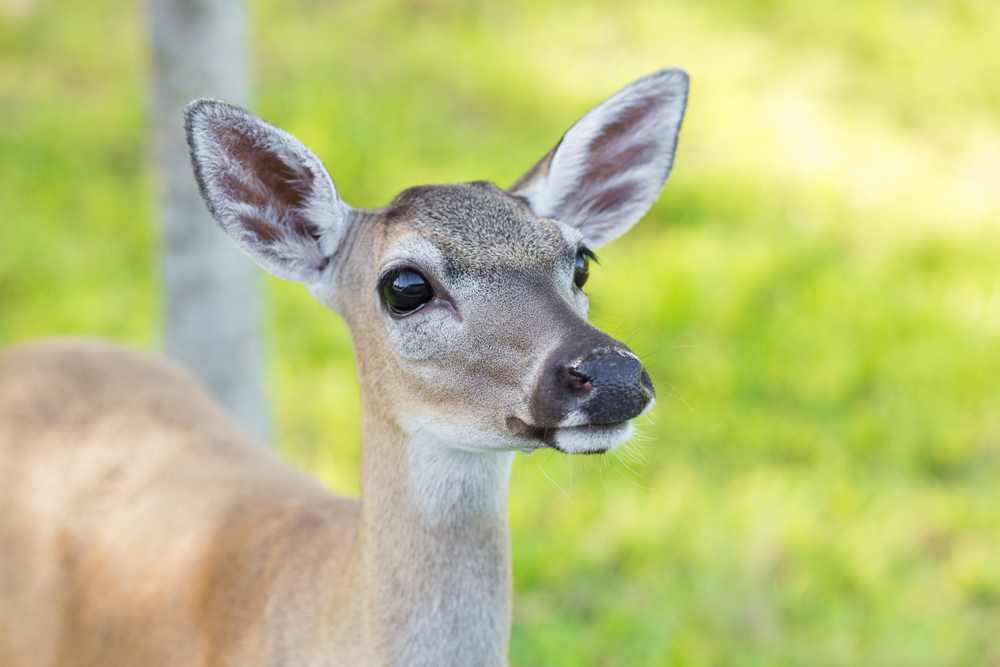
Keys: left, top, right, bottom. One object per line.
{"left": 0, "top": 340, "right": 359, "bottom": 666}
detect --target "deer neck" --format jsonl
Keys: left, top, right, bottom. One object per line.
{"left": 346, "top": 395, "right": 515, "bottom": 667}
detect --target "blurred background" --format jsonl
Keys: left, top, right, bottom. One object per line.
{"left": 2, "top": 0, "right": 999, "bottom": 664}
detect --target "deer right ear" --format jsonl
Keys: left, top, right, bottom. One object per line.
{"left": 509, "top": 68, "right": 689, "bottom": 249}
{"left": 184, "top": 99, "right": 351, "bottom": 283}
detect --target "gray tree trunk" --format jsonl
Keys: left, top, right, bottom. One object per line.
{"left": 149, "top": 0, "right": 270, "bottom": 443}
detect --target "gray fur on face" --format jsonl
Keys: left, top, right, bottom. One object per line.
{"left": 383, "top": 181, "right": 580, "bottom": 280}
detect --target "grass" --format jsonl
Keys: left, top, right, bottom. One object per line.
{"left": 2, "top": 0, "right": 999, "bottom": 664}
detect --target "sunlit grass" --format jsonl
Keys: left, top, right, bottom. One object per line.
{"left": 1, "top": 0, "right": 998, "bottom": 664}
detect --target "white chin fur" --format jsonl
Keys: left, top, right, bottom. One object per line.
{"left": 553, "top": 421, "right": 633, "bottom": 454}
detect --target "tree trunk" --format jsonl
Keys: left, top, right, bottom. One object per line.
{"left": 149, "top": 0, "right": 269, "bottom": 443}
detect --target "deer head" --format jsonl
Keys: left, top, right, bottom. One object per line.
{"left": 185, "top": 69, "right": 688, "bottom": 464}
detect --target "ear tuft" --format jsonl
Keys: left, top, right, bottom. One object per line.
{"left": 185, "top": 99, "right": 350, "bottom": 282}
{"left": 509, "top": 68, "right": 689, "bottom": 248}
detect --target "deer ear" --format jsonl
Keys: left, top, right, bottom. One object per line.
{"left": 509, "top": 69, "right": 689, "bottom": 248}
{"left": 184, "top": 99, "right": 351, "bottom": 283}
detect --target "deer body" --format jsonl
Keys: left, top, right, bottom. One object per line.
{"left": 0, "top": 69, "right": 688, "bottom": 666}
{"left": 0, "top": 339, "right": 510, "bottom": 666}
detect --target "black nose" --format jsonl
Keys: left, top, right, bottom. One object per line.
{"left": 529, "top": 336, "right": 656, "bottom": 430}
{"left": 571, "top": 350, "right": 653, "bottom": 424}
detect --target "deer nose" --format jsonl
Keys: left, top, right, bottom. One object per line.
{"left": 569, "top": 350, "right": 653, "bottom": 424}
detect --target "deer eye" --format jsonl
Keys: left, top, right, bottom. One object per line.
{"left": 380, "top": 268, "right": 433, "bottom": 314}
{"left": 574, "top": 248, "right": 595, "bottom": 289}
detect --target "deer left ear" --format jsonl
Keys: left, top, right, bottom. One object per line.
{"left": 184, "top": 99, "right": 351, "bottom": 283}
{"left": 509, "top": 68, "right": 689, "bottom": 248}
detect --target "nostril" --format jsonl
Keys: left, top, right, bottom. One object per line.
{"left": 567, "top": 368, "right": 593, "bottom": 392}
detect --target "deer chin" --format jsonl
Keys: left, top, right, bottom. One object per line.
{"left": 504, "top": 416, "right": 638, "bottom": 455}
{"left": 550, "top": 421, "right": 634, "bottom": 455}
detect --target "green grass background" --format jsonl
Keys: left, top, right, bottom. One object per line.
{"left": 2, "top": 0, "right": 999, "bottom": 664}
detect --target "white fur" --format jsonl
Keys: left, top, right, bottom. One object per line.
{"left": 558, "top": 409, "right": 591, "bottom": 428}
{"left": 396, "top": 421, "right": 514, "bottom": 667}
{"left": 402, "top": 415, "right": 529, "bottom": 454}
{"left": 403, "top": 423, "right": 516, "bottom": 524}
{"left": 554, "top": 421, "right": 634, "bottom": 454}
{"left": 512, "top": 68, "right": 689, "bottom": 248}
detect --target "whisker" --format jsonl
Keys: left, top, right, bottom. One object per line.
{"left": 596, "top": 452, "right": 612, "bottom": 498}
{"left": 515, "top": 452, "right": 522, "bottom": 518}
{"left": 535, "top": 457, "right": 577, "bottom": 515}
{"left": 611, "top": 461, "right": 657, "bottom": 491}
{"left": 612, "top": 449, "right": 642, "bottom": 477}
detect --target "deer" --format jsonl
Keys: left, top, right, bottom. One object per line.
{"left": 0, "top": 68, "right": 688, "bottom": 666}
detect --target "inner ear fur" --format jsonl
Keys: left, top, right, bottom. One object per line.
{"left": 185, "top": 99, "right": 351, "bottom": 283}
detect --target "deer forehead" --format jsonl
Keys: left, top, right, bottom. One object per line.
{"left": 374, "top": 181, "right": 581, "bottom": 280}
{"left": 344, "top": 183, "right": 587, "bottom": 371}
